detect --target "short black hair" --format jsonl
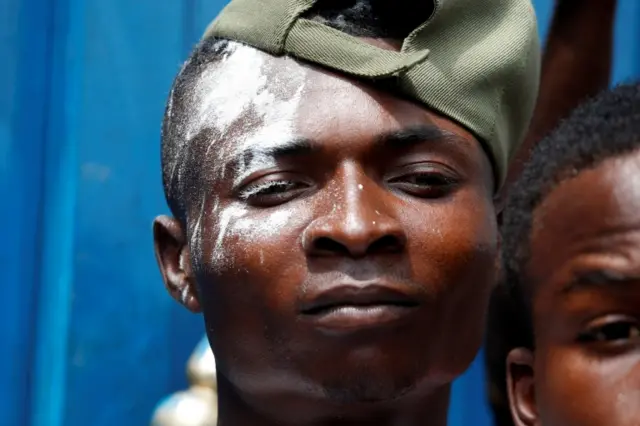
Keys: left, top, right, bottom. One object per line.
{"left": 484, "top": 81, "right": 640, "bottom": 426}
{"left": 161, "top": 0, "right": 435, "bottom": 222}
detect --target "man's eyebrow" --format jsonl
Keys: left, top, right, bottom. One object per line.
{"left": 561, "top": 269, "right": 640, "bottom": 294}
{"left": 227, "top": 137, "right": 319, "bottom": 168}
{"left": 202, "top": 124, "right": 469, "bottom": 176}
{"left": 374, "top": 124, "right": 471, "bottom": 150}
{"left": 250, "top": 138, "right": 318, "bottom": 158}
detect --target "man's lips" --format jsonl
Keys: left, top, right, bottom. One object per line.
{"left": 299, "top": 284, "right": 420, "bottom": 332}
{"left": 300, "top": 285, "right": 419, "bottom": 314}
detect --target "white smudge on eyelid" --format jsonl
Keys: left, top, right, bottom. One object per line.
{"left": 185, "top": 43, "right": 308, "bottom": 266}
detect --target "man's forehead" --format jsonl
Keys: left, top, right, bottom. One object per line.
{"left": 185, "top": 41, "right": 420, "bottom": 153}
{"left": 187, "top": 42, "right": 309, "bottom": 139}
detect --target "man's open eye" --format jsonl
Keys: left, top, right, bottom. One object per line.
{"left": 237, "top": 179, "right": 309, "bottom": 206}
{"left": 578, "top": 320, "right": 640, "bottom": 344}
{"left": 387, "top": 171, "right": 458, "bottom": 198}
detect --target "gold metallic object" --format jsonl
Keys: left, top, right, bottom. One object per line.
{"left": 151, "top": 337, "right": 218, "bottom": 426}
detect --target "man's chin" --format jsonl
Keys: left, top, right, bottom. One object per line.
{"left": 270, "top": 325, "right": 430, "bottom": 404}
{"left": 318, "top": 369, "right": 417, "bottom": 404}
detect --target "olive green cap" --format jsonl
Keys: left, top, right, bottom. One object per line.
{"left": 202, "top": 0, "right": 541, "bottom": 188}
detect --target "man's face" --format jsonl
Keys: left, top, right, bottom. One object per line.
{"left": 508, "top": 152, "right": 640, "bottom": 426}
{"left": 155, "top": 43, "right": 497, "bottom": 413}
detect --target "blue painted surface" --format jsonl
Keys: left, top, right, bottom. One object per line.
{"left": 0, "top": 0, "right": 52, "bottom": 425}
{"left": 0, "top": 1, "right": 637, "bottom": 425}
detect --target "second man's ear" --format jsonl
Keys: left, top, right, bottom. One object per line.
{"left": 506, "top": 347, "right": 538, "bottom": 426}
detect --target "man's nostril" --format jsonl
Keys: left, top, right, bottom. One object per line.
{"left": 313, "top": 237, "right": 350, "bottom": 256}
{"left": 367, "top": 235, "right": 404, "bottom": 255}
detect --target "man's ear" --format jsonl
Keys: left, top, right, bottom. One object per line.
{"left": 153, "top": 215, "right": 202, "bottom": 313}
{"left": 507, "top": 347, "right": 539, "bottom": 426}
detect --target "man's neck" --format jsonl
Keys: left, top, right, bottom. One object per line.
{"left": 215, "top": 375, "right": 451, "bottom": 426}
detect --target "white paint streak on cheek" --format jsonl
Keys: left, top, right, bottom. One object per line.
{"left": 233, "top": 208, "right": 294, "bottom": 242}
{"left": 211, "top": 204, "right": 249, "bottom": 265}
{"left": 267, "top": 209, "right": 294, "bottom": 231}
{"left": 189, "top": 196, "right": 220, "bottom": 267}
{"left": 208, "top": 205, "right": 293, "bottom": 267}
{"left": 263, "top": 210, "right": 295, "bottom": 242}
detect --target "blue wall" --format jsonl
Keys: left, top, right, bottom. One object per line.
{"left": 0, "top": 1, "right": 638, "bottom": 425}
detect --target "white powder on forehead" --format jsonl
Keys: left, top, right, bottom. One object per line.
{"left": 232, "top": 79, "right": 306, "bottom": 186}
{"left": 190, "top": 44, "right": 308, "bottom": 184}
{"left": 189, "top": 44, "right": 269, "bottom": 138}
{"left": 185, "top": 44, "right": 308, "bottom": 267}
{"left": 170, "top": 43, "right": 269, "bottom": 194}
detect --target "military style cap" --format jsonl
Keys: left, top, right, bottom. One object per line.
{"left": 203, "top": 0, "right": 540, "bottom": 188}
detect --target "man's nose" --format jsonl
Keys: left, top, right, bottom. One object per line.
{"left": 302, "top": 178, "right": 406, "bottom": 258}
